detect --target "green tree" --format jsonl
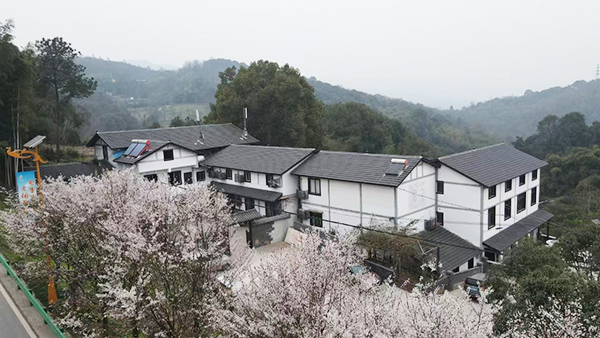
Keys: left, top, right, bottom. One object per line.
{"left": 205, "top": 60, "right": 323, "bottom": 148}
{"left": 169, "top": 116, "right": 199, "bottom": 127}
{"left": 559, "top": 224, "right": 600, "bottom": 280}
{"left": 35, "top": 37, "right": 97, "bottom": 161}
{"left": 322, "top": 102, "right": 434, "bottom": 156}
{"left": 488, "top": 238, "right": 593, "bottom": 335}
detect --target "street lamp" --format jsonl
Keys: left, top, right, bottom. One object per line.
{"left": 6, "top": 135, "right": 58, "bottom": 305}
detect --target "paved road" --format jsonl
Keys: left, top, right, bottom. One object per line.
{"left": 0, "top": 279, "right": 35, "bottom": 338}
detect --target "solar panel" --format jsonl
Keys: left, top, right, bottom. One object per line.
{"left": 123, "top": 143, "right": 137, "bottom": 156}
{"left": 130, "top": 143, "right": 147, "bottom": 157}
{"left": 385, "top": 163, "right": 404, "bottom": 176}
{"left": 24, "top": 135, "right": 46, "bottom": 148}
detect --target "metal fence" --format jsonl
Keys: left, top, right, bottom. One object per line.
{"left": 0, "top": 253, "right": 65, "bottom": 338}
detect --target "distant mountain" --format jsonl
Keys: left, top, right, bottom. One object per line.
{"left": 125, "top": 59, "right": 179, "bottom": 70}
{"left": 76, "top": 57, "right": 495, "bottom": 154}
{"left": 307, "top": 77, "right": 496, "bottom": 154}
{"left": 452, "top": 80, "right": 600, "bottom": 140}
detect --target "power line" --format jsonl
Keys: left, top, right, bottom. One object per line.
{"left": 230, "top": 203, "right": 482, "bottom": 252}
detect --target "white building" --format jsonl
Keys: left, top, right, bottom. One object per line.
{"left": 434, "top": 143, "right": 552, "bottom": 264}
{"left": 291, "top": 151, "right": 437, "bottom": 232}
{"left": 201, "top": 144, "right": 316, "bottom": 247}
{"left": 87, "top": 126, "right": 552, "bottom": 275}
{"left": 87, "top": 123, "right": 258, "bottom": 166}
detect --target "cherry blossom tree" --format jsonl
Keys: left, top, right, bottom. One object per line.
{"left": 2, "top": 170, "right": 232, "bottom": 337}
{"left": 218, "top": 232, "right": 495, "bottom": 338}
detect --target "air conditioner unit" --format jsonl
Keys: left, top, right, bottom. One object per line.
{"left": 297, "top": 208, "right": 309, "bottom": 221}
{"left": 296, "top": 190, "right": 309, "bottom": 200}
{"left": 234, "top": 174, "right": 245, "bottom": 183}
{"left": 425, "top": 218, "right": 437, "bottom": 231}
{"left": 268, "top": 177, "right": 281, "bottom": 188}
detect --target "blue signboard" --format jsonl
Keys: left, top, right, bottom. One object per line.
{"left": 16, "top": 171, "right": 37, "bottom": 206}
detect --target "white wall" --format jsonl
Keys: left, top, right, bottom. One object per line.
{"left": 297, "top": 163, "right": 435, "bottom": 235}
{"left": 137, "top": 145, "right": 198, "bottom": 174}
{"left": 483, "top": 169, "right": 542, "bottom": 242}
{"left": 397, "top": 162, "right": 437, "bottom": 232}
{"left": 93, "top": 141, "right": 117, "bottom": 166}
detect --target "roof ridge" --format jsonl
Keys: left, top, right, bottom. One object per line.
{"left": 319, "top": 150, "right": 422, "bottom": 158}
{"left": 439, "top": 142, "right": 506, "bottom": 160}
{"left": 230, "top": 144, "right": 315, "bottom": 151}
{"left": 96, "top": 123, "right": 234, "bottom": 134}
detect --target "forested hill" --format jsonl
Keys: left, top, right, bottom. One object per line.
{"left": 77, "top": 57, "right": 243, "bottom": 105}
{"left": 452, "top": 79, "right": 600, "bottom": 140}
{"left": 307, "top": 76, "right": 496, "bottom": 154}
{"left": 76, "top": 57, "right": 495, "bottom": 154}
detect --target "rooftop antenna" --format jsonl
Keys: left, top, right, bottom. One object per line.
{"left": 242, "top": 107, "right": 248, "bottom": 138}
{"left": 194, "top": 109, "right": 204, "bottom": 145}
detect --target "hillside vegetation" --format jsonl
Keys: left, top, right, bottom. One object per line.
{"left": 453, "top": 80, "right": 600, "bottom": 140}
{"left": 79, "top": 57, "right": 493, "bottom": 154}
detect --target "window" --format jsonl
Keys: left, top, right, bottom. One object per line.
{"left": 226, "top": 169, "right": 232, "bottom": 180}
{"left": 488, "top": 206, "right": 496, "bottom": 229}
{"left": 504, "top": 199, "right": 512, "bottom": 220}
{"left": 102, "top": 145, "right": 108, "bottom": 160}
{"left": 484, "top": 251, "right": 496, "bottom": 262}
{"left": 436, "top": 212, "right": 444, "bottom": 226}
{"left": 468, "top": 258, "right": 474, "bottom": 269}
{"left": 519, "top": 174, "right": 526, "bottom": 186}
{"left": 309, "top": 211, "right": 323, "bottom": 227}
{"left": 517, "top": 192, "right": 526, "bottom": 213}
{"left": 231, "top": 196, "right": 243, "bottom": 210}
{"left": 309, "top": 178, "right": 321, "bottom": 195}
{"left": 244, "top": 171, "right": 252, "bottom": 183}
{"left": 196, "top": 171, "right": 206, "bottom": 182}
{"left": 488, "top": 185, "right": 497, "bottom": 199}
{"left": 144, "top": 174, "right": 158, "bottom": 182}
{"left": 245, "top": 198, "right": 255, "bottom": 210}
{"left": 452, "top": 266, "right": 460, "bottom": 273}
{"left": 436, "top": 181, "right": 444, "bottom": 194}
{"left": 266, "top": 174, "right": 273, "bottom": 185}
{"left": 266, "top": 201, "right": 281, "bottom": 217}
{"left": 168, "top": 170, "right": 182, "bottom": 186}
{"left": 532, "top": 169, "right": 538, "bottom": 181}
{"left": 184, "top": 172, "right": 193, "bottom": 184}
{"left": 531, "top": 187, "right": 537, "bottom": 206}
{"left": 163, "top": 149, "right": 174, "bottom": 161}
{"left": 505, "top": 179, "right": 512, "bottom": 192}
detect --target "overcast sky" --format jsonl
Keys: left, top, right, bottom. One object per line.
{"left": 5, "top": 0, "right": 600, "bottom": 108}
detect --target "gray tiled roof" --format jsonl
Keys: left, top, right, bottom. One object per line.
{"left": 87, "top": 124, "right": 258, "bottom": 152}
{"left": 211, "top": 182, "right": 282, "bottom": 202}
{"left": 418, "top": 226, "right": 481, "bottom": 272}
{"left": 203, "top": 145, "right": 315, "bottom": 175}
{"left": 291, "top": 151, "right": 422, "bottom": 187}
{"left": 29, "top": 162, "right": 103, "bottom": 180}
{"left": 253, "top": 213, "right": 291, "bottom": 225}
{"left": 439, "top": 143, "right": 547, "bottom": 187}
{"left": 232, "top": 209, "right": 262, "bottom": 223}
{"left": 483, "top": 209, "right": 553, "bottom": 253}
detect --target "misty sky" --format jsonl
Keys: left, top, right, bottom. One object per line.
{"left": 5, "top": 0, "right": 600, "bottom": 108}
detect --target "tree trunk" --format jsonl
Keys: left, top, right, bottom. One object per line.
{"left": 54, "top": 79, "right": 61, "bottom": 162}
